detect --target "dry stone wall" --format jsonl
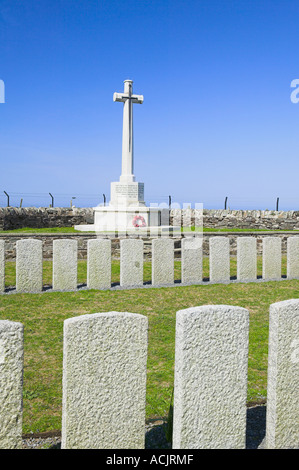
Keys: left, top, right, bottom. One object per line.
{"left": 0, "top": 207, "right": 94, "bottom": 231}
{"left": 2, "top": 207, "right": 299, "bottom": 231}
{"left": 171, "top": 209, "right": 299, "bottom": 231}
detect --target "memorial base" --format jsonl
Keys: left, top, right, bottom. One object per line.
{"left": 74, "top": 205, "right": 162, "bottom": 232}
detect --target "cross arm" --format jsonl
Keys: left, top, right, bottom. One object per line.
{"left": 113, "top": 92, "right": 144, "bottom": 104}
{"left": 113, "top": 92, "right": 126, "bottom": 102}
{"left": 131, "top": 94, "right": 144, "bottom": 104}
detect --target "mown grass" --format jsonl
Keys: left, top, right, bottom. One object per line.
{"left": 1, "top": 227, "right": 86, "bottom": 233}
{"left": 0, "top": 256, "right": 297, "bottom": 434}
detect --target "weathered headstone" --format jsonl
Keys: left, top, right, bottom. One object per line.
{"left": 152, "top": 238, "right": 174, "bottom": 286}
{"left": 237, "top": 237, "right": 257, "bottom": 281}
{"left": 265, "top": 299, "right": 299, "bottom": 449}
{"left": 61, "top": 311, "right": 148, "bottom": 449}
{"left": 0, "top": 240, "right": 4, "bottom": 292}
{"left": 262, "top": 237, "right": 281, "bottom": 280}
{"left": 53, "top": 239, "right": 77, "bottom": 291}
{"left": 87, "top": 239, "right": 111, "bottom": 289}
{"left": 173, "top": 305, "right": 249, "bottom": 449}
{"left": 120, "top": 239, "right": 143, "bottom": 287}
{"left": 209, "top": 237, "right": 230, "bottom": 282}
{"left": 181, "top": 237, "right": 203, "bottom": 284}
{"left": 287, "top": 236, "right": 299, "bottom": 279}
{"left": 16, "top": 239, "right": 43, "bottom": 293}
{"left": 0, "top": 320, "right": 24, "bottom": 449}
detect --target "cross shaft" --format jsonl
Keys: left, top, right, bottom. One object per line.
{"left": 113, "top": 80, "right": 143, "bottom": 183}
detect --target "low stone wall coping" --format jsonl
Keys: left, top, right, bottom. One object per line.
{"left": 1, "top": 231, "right": 299, "bottom": 238}
{"left": 0, "top": 232, "right": 98, "bottom": 237}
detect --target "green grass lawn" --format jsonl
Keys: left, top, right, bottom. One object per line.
{"left": 0, "top": 256, "right": 297, "bottom": 434}
{"left": 1, "top": 226, "right": 86, "bottom": 233}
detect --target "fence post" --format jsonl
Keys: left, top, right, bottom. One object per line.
{"left": 3, "top": 191, "right": 9, "bottom": 207}
{"left": 49, "top": 193, "right": 54, "bottom": 208}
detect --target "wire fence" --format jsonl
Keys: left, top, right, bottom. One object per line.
{"left": 0, "top": 192, "right": 298, "bottom": 211}
{"left": 0, "top": 192, "right": 172, "bottom": 209}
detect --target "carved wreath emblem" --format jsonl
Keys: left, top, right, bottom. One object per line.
{"left": 132, "top": 215, "right": 146, "bottom": 227}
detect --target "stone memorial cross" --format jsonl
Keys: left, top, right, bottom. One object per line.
{"left": 113, "top": 80, "right": 143, "bottom": 183}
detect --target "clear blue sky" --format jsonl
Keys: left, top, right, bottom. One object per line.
{"left": 0, "top": 0, "right": 299, "bottom": 210}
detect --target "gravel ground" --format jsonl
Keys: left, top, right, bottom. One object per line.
{"left": 21, "top": 404, "right": 266, "bottom": 449}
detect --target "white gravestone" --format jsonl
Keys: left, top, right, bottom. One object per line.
{"left": 0, "top": 320, "right": 24, "bottom": 449}
{"left": 87, "top": 239, "right": 111, "bottom": 290}
{"left": 16, "top": 239, "right": 43, "bottom": 293}
{"left": 265, "top": 299, "right": 299, "bottom": 449}
{"left": 53, "top": 239, "right": 77, "bottom": 291}
{"left": 120, "top": 239, "right": 143, "bottom": 287}
{"left": 173, "top": 305, "right": 249, "bottom": 449}
{"left": 181, "top": 237, "right": 203, "bottom": 284}
{"left": 262, "top": 237, "right": 281, "bottom": 280}
{"left": 209, "top": 237, "right": 230, "bottom": 282}
{"left": 287, "top": 236, "right": 299, "bottom": 279}
{"left": 152, "top": 239, "right": 174, "bottom": 286}
{"left": 237, "top": 237, "right": 257, "bottom": 282}
{"left": 61, "top": 312, "right": 148, "bottom": 449}
{"left": 0, "top": 240, "right": 4, "bottom": 292}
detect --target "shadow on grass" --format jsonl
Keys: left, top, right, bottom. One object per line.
{"left": 145, "top": 405, "right": 266, "bottom": 449}
{"left": 36, "top": 405, "right": 267, "bottom": 449}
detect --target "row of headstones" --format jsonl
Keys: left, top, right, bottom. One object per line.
{"left": 1, "top": 236, "right": 299, "bottom": 293}
{"left": 1, "top": 299, "right": 298, "bottom": 449}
